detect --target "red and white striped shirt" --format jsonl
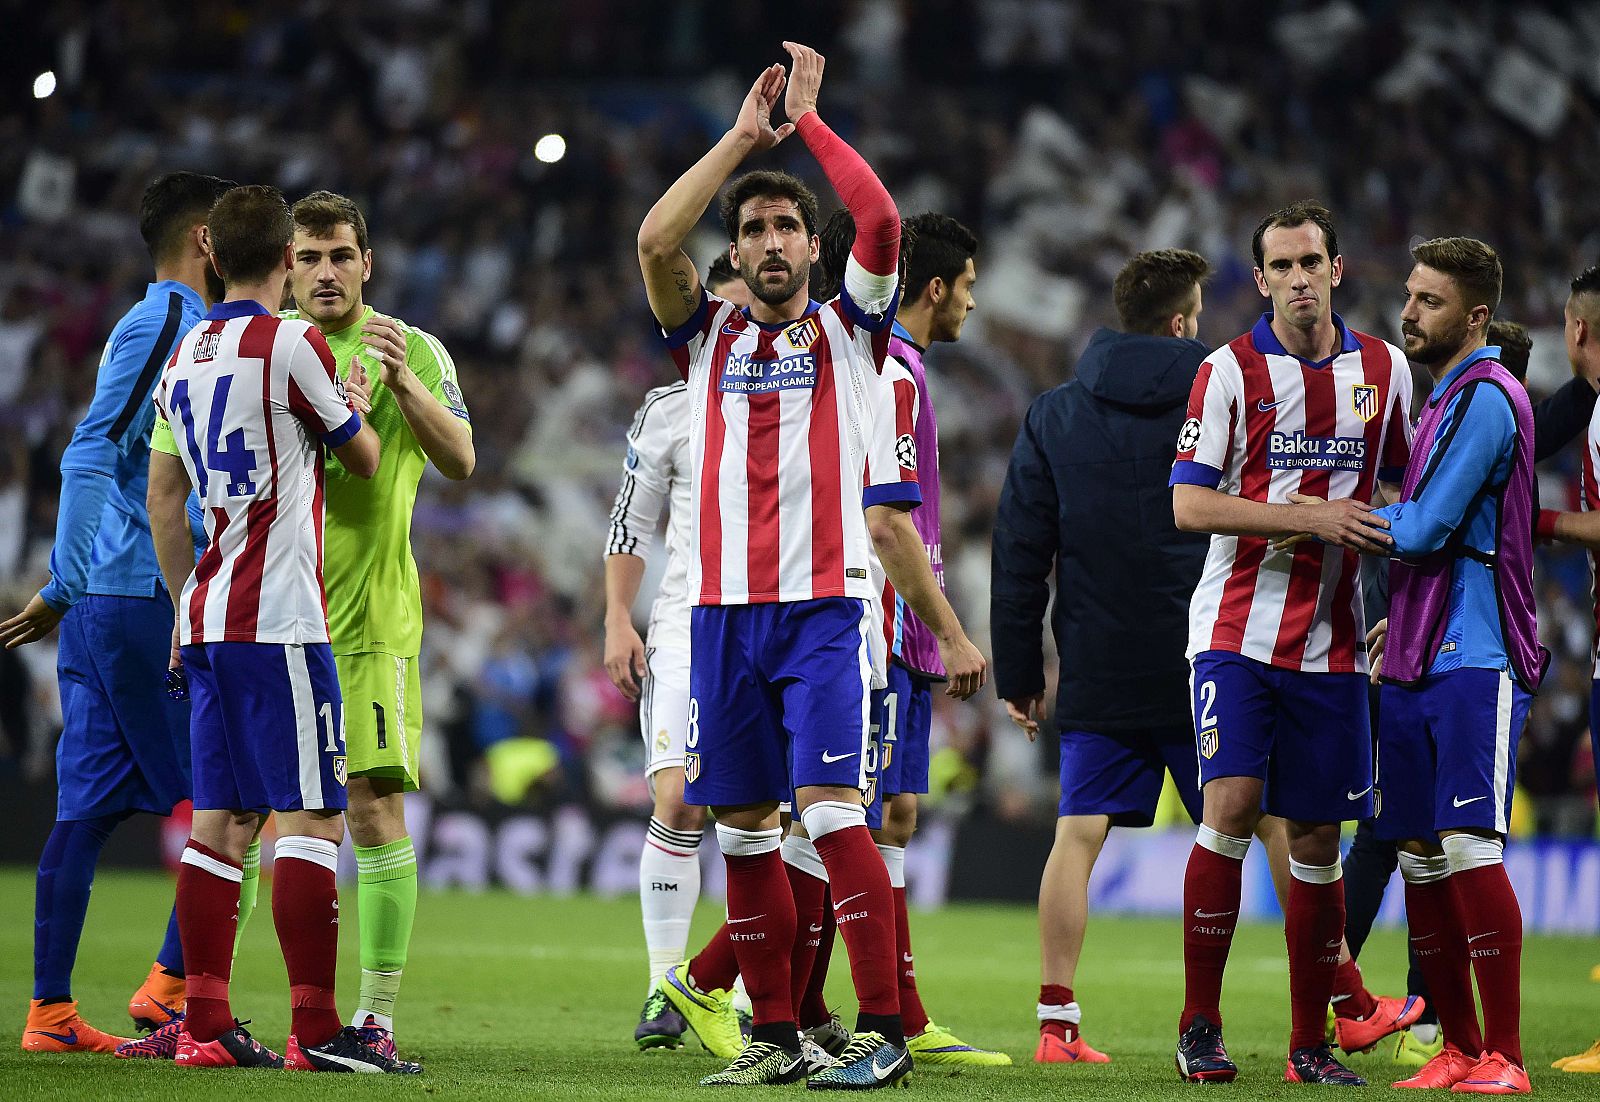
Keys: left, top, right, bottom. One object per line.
{"left": 153, "top": 301, "right": 361, "bottom": 645}
{"left": 1170, "top": 314, "right": 1413, "bottom": 673}
{"left": 664, "top": 279, "right": 897, "bottom": 606}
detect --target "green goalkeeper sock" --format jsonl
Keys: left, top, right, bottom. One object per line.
{"left": 233, "top": 838, "right": 262, "bottom": 959}
{"left": 353, "top": 837, "right": 418, "bottom": 1031}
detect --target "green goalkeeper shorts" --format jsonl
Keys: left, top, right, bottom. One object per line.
{"left": 337, "top": 651, "right": 423, "bottom": 791}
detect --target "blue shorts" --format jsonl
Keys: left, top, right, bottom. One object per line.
{"left": 1190, "top": 650, "right": 1373, "bottom": 822}
{"left": 1375, "top": 667, "right": 1530, "bottom": 841}
{"left": 1057, "top": 725, "right": 1203, "bottom": 826}
{"left": 184, "top": 641, "right": 348, "bottom": 813}
{"left": 55, "top": 593, "right": 191, "bottom": 820}
{"left": 685, "top": 598, "right": 873, "bottom": 808}
{"left": 864, "top": 664, "right": 934, "bottom": 828}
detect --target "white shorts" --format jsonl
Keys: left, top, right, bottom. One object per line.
{"left": 641, "top": 645, "right": 691, "bottom": 777}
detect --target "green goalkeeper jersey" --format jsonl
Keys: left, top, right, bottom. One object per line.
{"left": 291, "top": 305, "right": 469, "bottom": 657}
{"left": 156, "top": 306, "right": 470, "bottom": 658}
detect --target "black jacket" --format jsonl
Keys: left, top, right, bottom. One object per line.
{"left": 991, "top": 327, "right": 1210, "bottom": 732}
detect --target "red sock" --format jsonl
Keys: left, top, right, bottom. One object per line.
{"left": 1286, "top": 875, "right": 1344, "bottom": 1051}
{"left": 798, "top": 899, "right": 836, "bottom": 1029}
{"left": 892, "top": 886, "right": 929, "bottom": 1036}
{"left": 812, "top": 825, "right": 900, "bottom": 1035}
{"left": 1331, "top": 957, "right": 1378, "bottom": 1020}
{"left": 1039, "top": 983, "right": 1075, "bottom": 1041}
{"left": 1403, "top": 877, "right": 1483, "bottom": 1055}
{"left": 689, "top": 922, "right": 739, "bottom": 993}
{"left": 177, "top": 841, "right": 242, "bottom": 1043}
{"left": 271, "top": 841, "right": 341, "bottom": 1047}
{"left": 785, "top": 861, "right": 829, "bottom": 1024}
{"left": 1181, "top": 841, "right": 1243, "bottom": 1031}
{"left": 1452, "top": 864, "right": 1522, "bottom": 1065}
{"left": 723, "top": 850, "right": 796, "bottom": 1028}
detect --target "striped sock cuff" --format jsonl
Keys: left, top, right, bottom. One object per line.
{"left": 647, "top": 818, "right": 703, "bottom": 857}
{"left": 355, "top": 837, "right": 417, "bottom": 882}
{"left": 276, "top": 835, "right": 340, "bottom": 872}
{"left": 182, "top": 841, "right": 243, "bottom": 883}
{"left": 242, "top": 838, "right": 262, "bottom": 874}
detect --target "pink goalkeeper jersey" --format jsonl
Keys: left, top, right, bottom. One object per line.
{"left": 153, "top": 301, "right": 361, "bottom": 645}
{"left": 1170, "top": 313, "right": 1413, "bottom": 674}
{"left": 663, "top": 286, "right": 897, "bottom": 606}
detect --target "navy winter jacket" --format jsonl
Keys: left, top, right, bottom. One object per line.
{"left": 991, "top": 327, "right": 1211, "bottom": 732}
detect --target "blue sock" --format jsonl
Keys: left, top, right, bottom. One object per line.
{"left": 156, "top": 901, "right": 184, "bottom": 975}
{"left": 33, "top": 815, "right": 121, "bottom": 1001}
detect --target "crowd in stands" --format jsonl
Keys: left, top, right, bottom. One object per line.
{"left": 2, "top": 0, "right": 1595, "bottom": 833}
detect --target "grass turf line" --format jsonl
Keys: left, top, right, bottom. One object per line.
{"left": 1, "top": 867, "right": 1596, "bottom": 1100}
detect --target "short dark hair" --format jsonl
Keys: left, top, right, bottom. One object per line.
{"left": 1487, "top": 320, "right": 1531, "bottom": 383}
{"left": 705, "top": 254, "right": 740, "bottom": 292}
{"left": 292, "top": 189, "right": 369, "bottom": 253}
{"left": 719, "top": 170, "right": 819, "bottom": 243}
{"left": 139, "top": 172, "right": 237, "bottom": 264}
{"left": 1113, "top": 249, "right": 1210, "bottom": 336}
{"left": 813, "top": 208, "right": 919, "bottom": 303}
{"left": 1251, "top": 200, "right": 1339, "bottom": 270}
{"left": 1571, "top": 264, "right": 1600, "bottom": 298}
{"left": 1411, "top": 236, "right": 1502, "bottom": 317}
{"left": 207, "top": 185, "right": 292, "bottom": 285}
{"left": 902, "top": 212, "right": 977, "bottom": 305}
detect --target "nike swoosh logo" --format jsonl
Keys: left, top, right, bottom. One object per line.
{"left": 1347, "top": 785, "right": 1373, "bottom": 800}
{"left": 1410, "top": 932, "right": 1437, "bottom": 942}
{"left": 1256, "top": 397, "right": 1288, "bottom": 412}
{"left": 821, "top": 750, "right": 857, "bottom": 763}
{"left": 833, "top": 891, "right": 868, "bottom": 911}
{"left": 902, "top": 952, "right": 914, "bottom": 963}
{"left": 1193, "top": 908, "right": 1236, "bottom": 919}
{"left": 871, "top": 1054, "right": 902, "bottom": 1081}
{"left": 1466, "top": 930, "right": 1498, "bottom": 943}
{"left": 721, "top": 323, "right": 748, "bottom": 337}
{"left": 809, "top": 924, "right": 823, "bottom": 933}
{"left": 1325, "top": 939, "right": 1343, "bottom": 948}
{"left": 728, "top": 913, "right": 767, "bottom": 924}
{"left": 29, "top": 1028, "right": 78, "bottom": 1044}
{"left": 1452, "top": 795, "right": 1488, "bottom": 808}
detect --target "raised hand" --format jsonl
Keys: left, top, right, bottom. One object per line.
{"left": 781, "top": 41, "right": 824, "bottom": 122}
{"left": 361, "top": 316, "right": 411, "bottom": 391}
{"left": 733, "top": 63, "right": 794, "bottom": 152}
{"left": 345, "top": 355, "right": 373, "bottom": 415}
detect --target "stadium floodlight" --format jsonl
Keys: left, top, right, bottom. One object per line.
{"left": 534, "top": 133, "right": 567, "bottom": 164}
{"left": 33, "top": 71, "right": 57, "bottom": 99}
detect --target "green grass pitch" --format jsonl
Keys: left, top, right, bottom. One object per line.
{"left": 2, "top": 867, "right": 1597, "bottom": 1099}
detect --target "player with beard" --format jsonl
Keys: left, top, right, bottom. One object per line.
{"left": 638, "top": 43, "right": 982, "bottom": 1088}
{"left": 1169, "top": 201, "right": 1413, "bottom": 1085}
{"left": 1361, "top": 237, "right": 1542, "bottom": 1094}
{"left": 3, "top": 172, "right": 234, "bottom": 1055}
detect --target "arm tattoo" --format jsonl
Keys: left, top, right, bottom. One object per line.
{"left": 671, "top": 267, "right": 695, "bottom": 309}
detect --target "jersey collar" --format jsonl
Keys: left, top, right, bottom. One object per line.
{"left": 890, "top": 319, "right": 924, "bottom": 353}
{"left": 1250, "top": 311, "right": 1359, "bottom": 370}
{"left": 742, "top": 300, "right": 822, "bottom": 331}
{"left": 151, "top": 279, "right": 205, "bottom": 314}
{"left": 1428, "top": 345, "right": 1504, "bottom": 405}
{"left": 204, "top": 299, "right": 273, "bottom": 320}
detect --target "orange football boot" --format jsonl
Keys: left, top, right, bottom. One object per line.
{"left": 21, "top": 998, "right": 130, "bottom": 1053}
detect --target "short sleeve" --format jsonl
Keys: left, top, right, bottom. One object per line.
{"left": 658, "top": 288, "right": 724, "bottom": 380}
{"left": 1170, "top": 356, "right": 1236, "bottom": 488}
{"left": 1379, "top": 352, "right": 1415, "bottom": 484}
{"left": 150, "top": 415, "right": 180, "bottom": 458}
{"left": 286, "top": 325, "right": 361, "bottom": 447}
{"left": 862, "top": 359, "right": 922, "bottom": 508}
{"left": 834, "top": 257, "right": 901, "bottom": 372}
{"left": 626, "top": 389, "right": 678, "bottom": 496}
{"left": 406, "top": 324, "right": 471, "bottom": 424}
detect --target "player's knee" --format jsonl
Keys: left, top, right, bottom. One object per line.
{"left": 1285, "top": 821, "right": 1341, "bottom": 866}
{"left": 882, "top": 794, "right": 917, "bottom": 847}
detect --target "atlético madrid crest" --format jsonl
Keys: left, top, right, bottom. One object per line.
{"left": 1351, "top": 383, "right": 1379, "bottom": 423}
{"left": 1199, "top": 728, "right": 1219, "bottom": 760}
{"left": 684, "top": 753, "right": 701, "bottom": 783}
